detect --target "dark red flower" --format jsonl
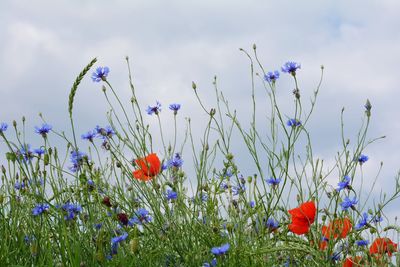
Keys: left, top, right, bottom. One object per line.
{"left": 102, "top": 196, "right": 112, "bottom": 207}
{"left": 288, "top": 201, "right": 316, "bottom": 235}
{"left": 117, "top": 213, "right": 129, "bottom": 226}
{"left": 369, "top": 237, "right": 398, "bottom": 257}
{"left": 132, "top": 153, "right": 161, "bottom": 181}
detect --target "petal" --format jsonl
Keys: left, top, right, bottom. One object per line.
{"left": 288, "top": 222, "right": 310, "bottom": 235}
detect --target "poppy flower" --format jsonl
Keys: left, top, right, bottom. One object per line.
{"left": 288, "top": 201, "right": 316, "bottom": 235}
{"left": 322, "top": 217, "right": 352, "bottom": 240}
{"left": 369, "top": 237, "right": 398, "bottom": 257}
{"left": 342, "top": 256, "right": 363, "bottom": 267}
{"left": 132, "top": 153, "right": 161, "bottom": 181}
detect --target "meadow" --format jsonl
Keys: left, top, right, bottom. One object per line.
{"left": 0, "top": 46, "right": 398, "bottom": 266}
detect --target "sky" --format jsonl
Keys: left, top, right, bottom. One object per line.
{"left": 0, "top": 0, "right": 399, "bottom": 221}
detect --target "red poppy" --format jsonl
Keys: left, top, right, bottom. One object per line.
{"left": 288, "top": 201, "right": 316, "bottom": 235}
{"left": 369, "top": 237, "right": 398, "bottom": 257}
{"left": 132, "top": 153, "right": 161, "bottom": 181}
{"left": 342, "top": 256, "right": 363, "bottom": 267}
{"left": 322, "top": 217, "right": 352, "bottom": 239}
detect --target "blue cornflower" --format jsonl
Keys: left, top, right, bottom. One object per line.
{"left": 201, "top": 193, "right": 208, "bottom": 202}
{"left": 146, "top": 101, "right": 162, "bottom": 115}
{"left": 33, "top": 147, "right": 45, "bottom": 156}
{"left": 249, "top": 201, "right": 255, "bottom": 208}
{"left": 266, "top": 177, "right": 282, "bottom": 186}
{"left": 340, "top": 196, "right": 358, "bottom": 211}
{"left": 104, "top": 126, "right": 115, "bottom": 138}
{"left": 14, "top": 181, "right": 26, "bottom": 190}
{"left": 81, "top": 130, "right": 97, "bottom": 142}
{"left": 19, "top": 144, "right": 33, "bottom": 161}
{"left": 61, "top": 202, "right": 82, "bottom": 221}
{"left": 94, "top": 223, "right": 103, "bottom": 230}
{"left": 372, "top": 215, "right": 383, "bottom": 223}
{"left": 287, "top": 118, "right": 302, "bottom": 127}
{"left": 203, "top": 258, "right": 217, "bottom": 267}
{"left": 91, "top": 66, "right": 110, "bottom": 82}
{"left": 111, "top": 232, "right": 128, "bottom": 254}
{"left": 337, "top": 176, "right": 351, "bottom": 192}
{"left": 331, "top": 252, "right": 341, "bottom": 261}
{"left": 34, "top": 123, "right": 52, "bottom": 137}
{"left": 231, "top": 184, "right": 246, "bottom": 196}
{"left": 265, "top": 218, "right": 279, "bottom": 230}
{"left": 165, "top": 189, "right": 178, "bottom": 201}
{"left": 0, "top": 122, "right": 8, "bottom": 133}
{"left": 169, "top": 103, "right": 181, "bottom": 115}
{"left": 357, "top": 154, "right": 369, "bottom": 165}
{"left": 264, "top": 70, "right": 280, "bottom": 83}
{"left": 281, "top": 61, "right": 301, "bottom": 75}
{"left": 355, "top": 212, "right": 369, "bottom": 230}
{"left": 87, "top": 179, "right": 95, "bottom": 187}
{"left": 211, "top": 243, "right": 230, "bottom": 256}
{"left": 129, "top": 208, "right": 152, "bottom": 225}
{"left": 356, "top": 240, "right": 369, "bottom": 247}
{"left": 168, "top": 153, "right": 183, "bottom": 168}
{"left": 32, "top": 203, "right": 49, "bottom": 216}
{"left": 69, "top": 150, "right": 87, "bottom": 172}
{"left": 220, "top": 181, "right": 228, "bottom": 191}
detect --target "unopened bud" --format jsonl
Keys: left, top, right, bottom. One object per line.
{"left": 192, "top": 81, "right": 197, "bottom": 90}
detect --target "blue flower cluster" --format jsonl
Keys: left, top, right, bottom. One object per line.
{"left": 168, "top": 153, "right": 183, "bottom": 169}
{"left": 69, "top": 150, "right": 87, "bottom": 172}
{"left": 32, "top": 203, "right": 50, "bottom": 216}
{"left": 61, "top": 202, "right": 82, "bottom": 221}
{"left": 211, "top": 243, "right": 230, "bottom": 256}
{"left": 128, "top": 208, "right": 152, "bottom": 226}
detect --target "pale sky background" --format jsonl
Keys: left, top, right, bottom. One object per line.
{"left": 0, "top": 1, "right": 399, "bottom": 222}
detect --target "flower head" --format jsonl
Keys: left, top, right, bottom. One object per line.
{"left": 92, "top": 66, "right": 109, "bottom": 82}
{"left": 61, "top": 202, "right": 82, "bottom": 221}
{"left": 81, "top": 130, "right": 97, "bottom": 142}
{"left": 34, "top": 123, "right": 52, "bottom": 137}
{"left": 322, "top": 217, "right": 352, "bottom": 240}
{"left": 357, "top": 154, "right": 369, "bottom": 165}
{"left": 111, "top": 232, "right": 128, "bottom": 254}
{"left": 129, "top": 208, "right": 152, "bottom": 225}
{"left": 69, "top": 150, "right": 87, "bottom": 172}
{"left": 0, "top": 122, "right": 8, "bottom": 133}
{"left": 231, "top": 183, "right": 246, "bottom": 196}
{"left": 287, "top": 118, "right": 302, "bottom": 127}
{"left": 340, "top": 197, "right": 358, "bottom": 211}
{"left": 32, "top": 203, "right": 50, "bottom": 216}
{"left": 146, "top": 101, "right": 162, "bottom": 115}
{"left": 266, "top": 177, "right": 282, "bottom": 186}
{"left": 343, "top": 256, "right": 363, "bottom": 267}
{"left": 281, "top": 61, "right": 301, "bottom": 75}
{"left": 288, "top": 201, "right": 316, "bottom": 235}
{"left": 167, "top": 153, "right": 183, "bottom": 169}
{"left": 14, "top": 181, "right": 26, "bottom": 190}
{"left": 337, "top": 176, "right": 351, "bottom": 192}
{"left": 117, "top": 213, "right": 129, "bottom": 226}
{"left": 369, "top": 237, "right": 398, "bottom": 256}
{"left": 211, "top": 243, "right": 230, "bottom": 256}
{"left": 18, "top": 144, "right": 34, "bottom": 161}
{"left": 169, "top": 103, "right": 181, "bottom": 115}
{"left": 356, "top": 240, "right": 369, "bottom": 247}
{"left": 132, "top": 153, "right": 161, "bottom": 181}
{"left": 355, "top": 212, "right": 369, "bottom": 230}
{"left": 265, "top": 218, "right": 279, "bottom": 230}
{"left": 33, "top": 147, "right": 45, "bottom": 156}
{"left": 264, "top": 71, "right": 280, "bottom": 83}
{"left": 165, "top": 189, "right": 178, "bottom": 201}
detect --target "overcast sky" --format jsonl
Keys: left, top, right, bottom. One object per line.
{"left": 0, "top": 0, "right": 399, "bottom": 221}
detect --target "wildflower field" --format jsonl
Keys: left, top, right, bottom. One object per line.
{"left": 0, "top": 46, "right": 399, "bottom": 267}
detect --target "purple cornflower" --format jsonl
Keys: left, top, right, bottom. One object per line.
{"left": 266, "top": 177, "right": 282, "bottom": 186}
{"left": 91, "top": 66, "right": 109, "bottom": 82}
{"left": 129, "top": 208, "right": 152, "bottom": 225}
{"left": 356, "top": 240, "right": 369, "bottom": 247}
{"left": 0, "top": 122, "right": 8, "bottom": 133}
{"left": 264, "top": 70, "right": 280, "bottom": 83}
{"left": 165, "top": 189, "right": 178, "bottom": 201}
{"left": 33, "top": 147, "right": 45, "bottom": 156}
{"left": 69, "top": 150, "right": 87, "bottom": 172}
{"left": 211, "top": 243, "right": 230, "bottom": 256}
{"left": 340, "top": 196, "right": 358, "bottom": 211}
{"left": 357, "top": 154, "right": 369, "bottom": 165}
{"left": 146, "top": 101, "right": 162, "bottom": 115}
{"left": 281, "top": 61, "right": 301, "bottom": 75}
{"left": 355, "top": 212, "right": 369, "bottom": 230}
{"left": 287, "top": 118, "right": 302, "bottom": 127}
{"left": 32, "top": 203, "right": 49, "bottom": 216}
{"left": 81, "top": 130, "right": 97, "bottom": 142}
{"left": 34, "top": 123, "right": 52, "bottom": 137}
{"left": 336, "top": 176, "right": 351, "bottom": 192}
{"left": 61, "top": 202, "right": 82, "bottom": 221}
{"left": 111, "top": 232, "right": 128, "bottom": 254}
{"left": 169, "top": 103, "right": 181, "bottom": 115}
{"left": 168, "top": 153, "right": 183, "bottom": 168}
